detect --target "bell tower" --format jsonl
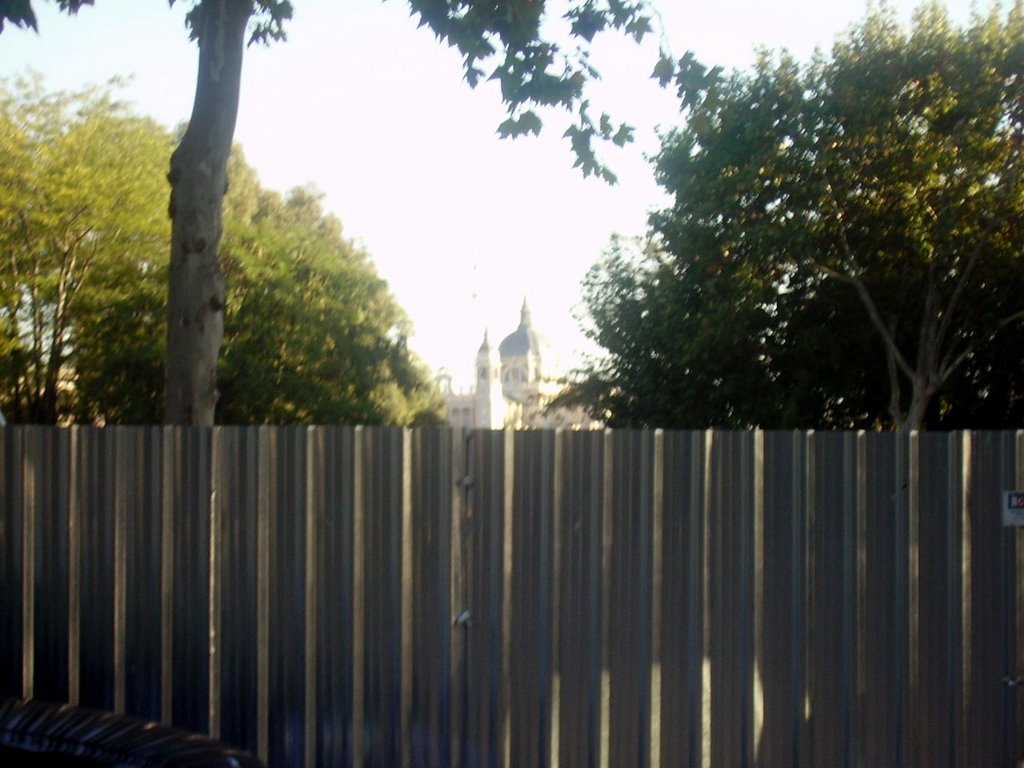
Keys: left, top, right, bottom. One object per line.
{"left": 475, "top": 330, "right": 505, "bottom": 429}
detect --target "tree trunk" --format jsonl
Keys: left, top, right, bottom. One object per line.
{"left": 163, "top": 0, "right": 252, "bottom": 425}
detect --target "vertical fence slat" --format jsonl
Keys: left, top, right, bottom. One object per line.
{"left": 21, "top": 427, "right": 37, "bottom": 701}
{"left": 168, "top": 428, "right": 211, "bottom": 733}
{"left": 556, "top": 430, "right": 604, "bottom": 768}
{"left": 68, "top": 427, "right": 81, "bottom": 707}
{"left": 707, "top": 431, "right": 756, "bottom": 768}
{"left": 858, "top": 433, "right": 908, "bottom": 764}
{"left": 351, "top": 426, "right": 365, "bottom": 768}
{"left": 601, "top": 430, "right": 613, "bottom": 768}
{"left": 309, "top": 428, "right": 354, "bottom": 768}
{"left": 964, "top": 431, "right": 1017, "bottom": 768}
{"left": 757, "top": 431, "right": 806, "bottom": 767}
{"left": 32, "top": 427, "right": 70, "bottom": 704}
{"left": 266, "top": 427, "right": 309, "bottom": 768}
{"left": 607, "top": 430, "right": 654, "bottom": 768}
{"left": 461, "top": 429, "right": 509, "bottom": 768}
{"left": 856, "top": 432, "right": 911, "bottom": 766}
{"left": 658, "top": 430, "right": 705, "bottom": 768}
{"left": 112, "top": 427, "right": 128, "bottom": 714}
{"left": 256, "top": 426, "right": 271, "bottom": 762}
{"left": 509, "top": 430, "right": 555, "bottom": 768}
{"left": 409, "top": 427, "right": 452, "bottom": 768}
{"left": 910, "top": 432, "right": 962, "bottom": 768}
{"left": 805, "top": 432, "right": 857, "bottom": 768}
{"left": 450, "top": 427, "right": 467, "bottom": 768}
{"left": 305, "top": 428, "right": 319, "bottom": 768}
{"left": 550, "top": 430, "right": 563, "bottom": 768}
{"left": 80, "top": 428, "right": 115, "bottom": 712}
{"left": 313, "top": 427, "right": 356, "bottom": 768}
{"left": 0, "top": 426, "right": 19, "bottom": 697}
{"left": 361, "top": 427, "right": 404, "bottom": 768}
{"left": 649, "top": 430, "right": 663, "bottom": 768}
{"left": 160, "top": 428, "right": 174, "bottom": 724}
{"left": 1015, "top": 431, "right": 1024, "bottom": 767}
{"left": 122, "top": 428, "right": 162, "bottom": 722}
{"left": 217, "top": 427, "right": 259, "bottom": 755}
{"left": 208, "top": 428, "right": 222, "bottom": 738}
{"left": 400, "top": 428, "right": 413, "bottom": 768}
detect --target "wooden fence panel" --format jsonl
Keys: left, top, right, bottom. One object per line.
{"left": 910, "top": 432, "right": 964, "bottom": 768}
{"left": 758, "top": 430, "right": 808, "bottom": 768}
{"left": 965, "top": 432, "right": 1019, "bottom": 768}
{"left": 216, "top": 427, "right": 260, "bottom": 755}
{"left": 805, "top": 432, "right": 857, "bottom": 768}
{"left": 408, "top": 427, "right": 454, "bottom": 768}
{"left": 79, "top": 427, "right": 119, "bottom": 714}
{"left": 359, "top": 427, "right": 405, "bottom": 768}
{"left": 263, "top": 427, "right": 309, "bottom": 768}
{"left": 555, "top": 430, "right": 605, "bottom": 768}
{"left": 606, "top": 429, "right": 655, "bottom": 768}
{"left": 658, "top": 430, "right": 706, "bottom": 768}
{"left": 857, "top": 432, "right": 910, "bottom": 767}
{"left": 0, "top": 428, "right": 22, "bottom": 697}
{"left": 28, "top": 427, "right": 71, "bottom": 704}
{"left": 312, "top": 427, "right": 358, "bottom": 768}
{"left": 508, "top": 430, "right": 556, "bottom": 768}
{"left": 121, "top": 427, "right": 164, "bottom": 723}
{"left": 0, "top": 426, "right": 1022, "bottom": 768}
{"left": 707, "top": 431, "right": 757, "bottom": 768}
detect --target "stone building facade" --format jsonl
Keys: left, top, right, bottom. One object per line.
{"left": 439, "top": 300, "right": 596, "bottom": 430}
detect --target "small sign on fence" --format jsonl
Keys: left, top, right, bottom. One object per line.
{"left": 1003, "top": 491, "right": 1024, "bottom": 527}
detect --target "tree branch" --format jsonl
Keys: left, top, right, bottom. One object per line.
{"left": 816, "top": 175, "right": 918, "bottom": 384}
{"left": 933, "top": 213, "right": 1002, "bottom": 358}
{"left": 938, "top": 308, "right": 1024, "bottom": 383}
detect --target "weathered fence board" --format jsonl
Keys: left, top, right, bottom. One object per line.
{"left": 1, "top": 426, "right": 1022, "bottom": 768}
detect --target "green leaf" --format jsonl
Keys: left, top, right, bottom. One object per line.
{"left": 652, "top": 55, "right": 676, "bottom": 88}
{"left": 497, "top": 110, "right": 543, "bottom": 138}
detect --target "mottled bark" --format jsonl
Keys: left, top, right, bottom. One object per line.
{"left": 164, "top": 0, "right": 252, "bottom": 425}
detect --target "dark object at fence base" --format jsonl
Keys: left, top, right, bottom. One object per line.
{"left": 0, "top": 697, "right": 264, "bottom": 768}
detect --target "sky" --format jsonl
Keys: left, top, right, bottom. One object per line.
{"left": 1, "top": 0, "right": 983, "bottom": 387}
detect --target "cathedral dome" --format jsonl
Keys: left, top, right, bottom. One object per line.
{"left": 499, "top": 299, "right": 551, "bottom": 359}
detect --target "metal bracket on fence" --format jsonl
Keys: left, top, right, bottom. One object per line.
{"left": 1003, "top": 675, "right": 1024, "bottom": 687}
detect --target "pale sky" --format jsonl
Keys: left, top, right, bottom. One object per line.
{"left": 1, "top": 0, "right": 982, "bottom": 386}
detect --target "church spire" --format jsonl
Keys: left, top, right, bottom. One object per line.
{"left": 520, "top": 296, "right": 532, "bottom": 328}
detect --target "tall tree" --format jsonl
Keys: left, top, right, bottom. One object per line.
{"left": 4, "top": 0, "right": 655, "bottom": 424}
{"left": 0, "top": 75, "right": 172, "bottom": 423}
{"left": 217, "top": 172, "right": 444, "bottom": 425}
{"left": 571, "top": 2, "right": 1024, "bottom": 430}
{"left": 1, "top": 79, "right": 443, "bottom": 425}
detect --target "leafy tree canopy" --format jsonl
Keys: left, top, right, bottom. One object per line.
{"left": 0, "top": 73, "right": 172, "bottom": 423}
{"left": 3, "top": 0, "right": 667, "bottom": 424}
{"left": 3, "top": 0, "right": 655, "bottom": 180}
{"left": 0, "top": 77, "right": 443, "bottom": 425}
{"left": 217, "top": 165, "right": 445, "bottom": 426}
{"left": 569, "top": 1, "right": 1024, "bottom": 430}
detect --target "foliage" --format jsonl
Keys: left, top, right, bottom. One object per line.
{"left": 217, "top": 168, "right": 445, "bottom": 425}
{"left": 6, "top": 0, "right": 653, "bottom": 180}
{"left": 405, "top": 0, "right": 651, "bottom": 181}
{"left": 0, "top": 79, "right": 443, "bottom": 425}
{"left": 0, "top": 74, "right": 172, "bottom": 423}
{"left": 570, "top": 2, "right": 1024, "bottom": 430}
{"left": 4, "top": 0, "right": 664, "bottom": 424}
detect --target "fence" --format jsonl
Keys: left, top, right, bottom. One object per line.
{"left": 0, "top": 426, "right": 1022, "bottom": 767}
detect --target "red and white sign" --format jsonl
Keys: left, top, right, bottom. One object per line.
{"left": 1003, "top": 491, "right": 1024, "bottom": 527}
